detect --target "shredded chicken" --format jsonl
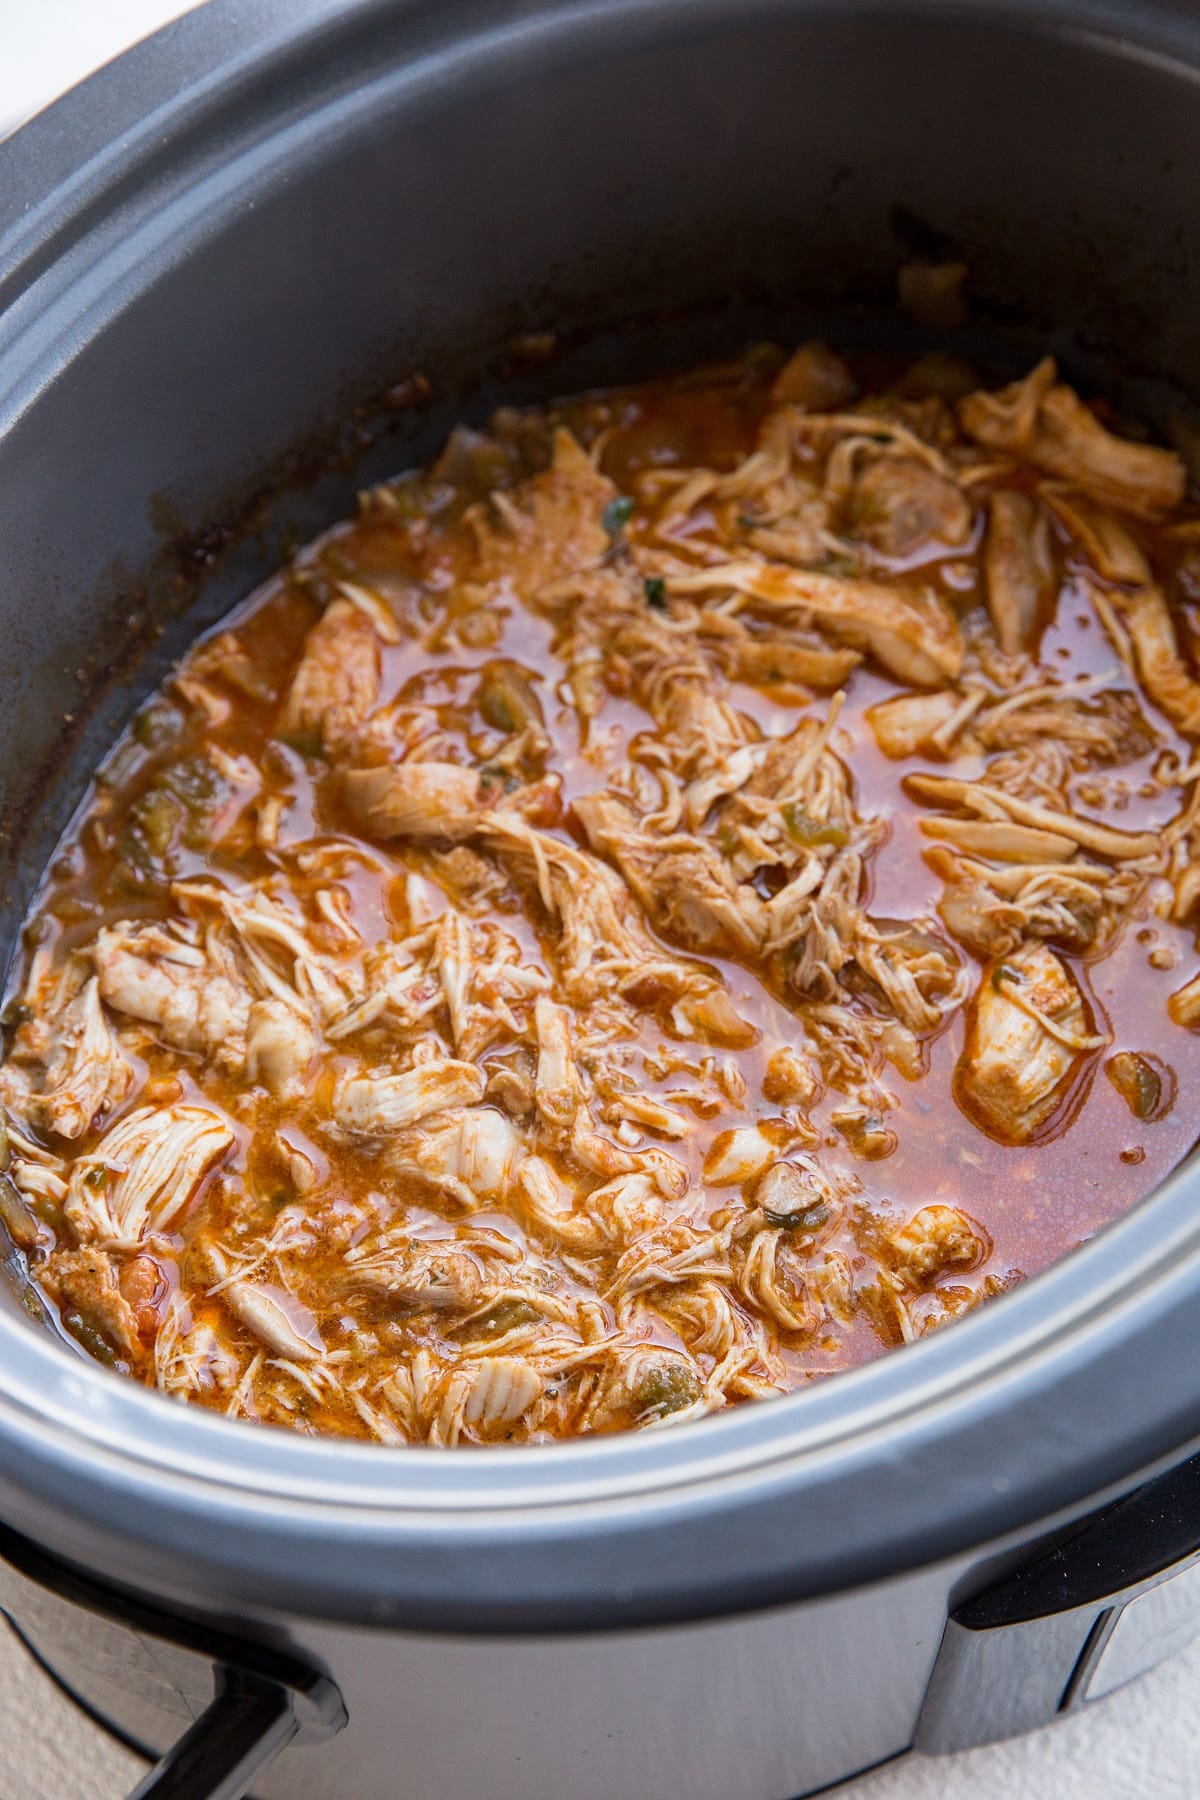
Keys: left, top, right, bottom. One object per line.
{"left": 983, "top": 490, "right": 1055, "bottom": 655}
{"left": 960, "top": 357, "right": 1186, "bottom": 517}
{"left": 65, "top": 1105, "right": 233, "bottom": 1251}
{"left": 3, "top": 340, "right": 1194, "bottom": 1447}
{"left": 280, "top": 597, "right": 381, "bottom": 752}
{"left": 955, "top": 944, "right": 1105, "bottom": 1144}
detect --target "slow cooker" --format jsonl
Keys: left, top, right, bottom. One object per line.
{"left": 4, "top": 3, "right": 1200, "bottom": 1795}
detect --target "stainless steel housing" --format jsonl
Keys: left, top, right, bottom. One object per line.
{"left": 4, "top": 2, "right": 1200, "bottom": 1793}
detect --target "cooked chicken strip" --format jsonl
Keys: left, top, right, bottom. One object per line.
{"left": 1097, "top": 585, "right": 1200, "bottom": 737}
{"left": 905, "top": 772, "right": 1160, "bottom": 861}
{"left": 225, "top": 1280, "right": 324, "bottom": 1361}
{"left": 668, "top": 560, "right": 963, "bottom": 687}
{"left": 960, "top": 359, "right": 1186, "bottom": 517}
{"left": 984, "top": 490, "right": 1055, "bottom": 654}
{"left": 706, "top": 622, "right": 860, "bottom": 694}
{"left": 1043, "top": 491, "right": 1151, "bottom": 584}
{"left": 918, "top": 818, "right": 1079, "bottom": 863}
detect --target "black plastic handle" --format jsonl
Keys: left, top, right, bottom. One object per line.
{"left": 129, "top": 1668, "right": 300, "bottom": 1800}
{"left": 0, "top": 1517, "right": 346, "bottom": 1800}
{"left": 919, "top": 1446, "right": 1200, "bottom": 1754}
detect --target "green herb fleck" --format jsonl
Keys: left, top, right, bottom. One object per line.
{"left": 62, "top": 1310, "right": 117, "bottom": 1367}
{"left": 602, "top": 495, "right": 636, "bottom": 538}
{"left": 643, "top": 576, "right": 667, "bottom": 610}
{"left": 474, "top": 1298, "right": 542, "bottom": 1335}
{"left": 635, "top": 1363, "right": 701, "bottom": 1419}
{"left": 153, "top": 755, "right": 230, "bottom": 850}
{"left": 782, "top": 803, "right": 849, "bottom": 849}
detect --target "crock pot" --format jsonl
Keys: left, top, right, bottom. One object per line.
{"left": 5, "top": 3, "right": 1200, "bottom": 1795}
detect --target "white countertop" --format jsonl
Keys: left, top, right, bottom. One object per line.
{"left": 0, "top": 4, "right": 1195, "bottom": 1795}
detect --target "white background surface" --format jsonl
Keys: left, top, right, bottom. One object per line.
{"left": 1, "top": 3, "right": 1198, "bottom": 1795}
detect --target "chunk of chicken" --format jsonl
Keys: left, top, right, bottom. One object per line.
{"left": 718, "top": 629, "right": 861, "bottom": 695}
{"left": 889, "top": 1206, "right": 991, "bottom": 1283}
{"left": 703, "top": 1124, "right": 788, "bottom": 1186}
{"left": 280, "top": 597, "right": 381, "bottom": 752}
{"left": 386, "top": 1106, "right": 523, "bottom": 1209}
{"left": 19, "top": 976, "right": 132, "bottom": 1140}
{"left": 954, "top": 943, "right": 1104, "bottom": 1144}
{"left": 337, "top": 1060, "right": 485, "bottom": 1135}
{"left": 751, "top": 1156, "right": 835, "bottom": 1228}
{"left": 670, "top": 561, "right": 963, "bottom": 687}
{"left": 94, "top": 925, "right": 250, "bottom": 1061}
{"left": 927, "top": 843, "right": 1128, "bottom": 959}
{"left": 573, "top": 794, "right": 766, "bottom": 958}
{"left": 65, "top": 1105, "right": 234, "bottom": 1251}
{"left": 533, "top": 996, "right": 584, "bottom": 1131}
{"left": 736, "top": 1228, "right": 820, "bottom": 1335}
{"left": 515, "top": 1157, "right": 665, "bottom": 1251}
{"left": 849, "top": 456, "right": 973, "bottom": 559}
{"left": 427, "top": 1356, "right": 544, "bottom": 1443}
{"left": 843, "top": 914, "right": 966, "bottom": 1036}
{"left": 960, "top": 358, "right": 1186, "bottom": 517}
{"left": 480, "top": 817, "right": 739, "bottom": 1031}
{"left": 984, "top": 490, "right": 1055, "bottom": 655}
{"left": 866, "top": 689, "right": 964, "bottom": 760}
{"left": 225, "top": 1279, "right": 324, "bottom": 1361}
{"left": 156, "top": 1316, "right": 241, "bottom": 1398}
{"left": 347, "top": 1242, "right": 485, "bottom": 1312}
{"left": 905, "top": 772, "right": 1160, "bottom": 862}
{"left": 461, "top": 1357, "right": 543, "bottom": 1429}
{"left": 653, "top": 681, "right": 754, "bottom": 781}
{"left": 1168, "top": 970, "right": 1200, "bottom": 1030}
{"left": 973, "top": 687, "right": 1154, "bottom": 769}
{"left": 761, "top": 1046, "right": 819, "bottom": 1108}
{"left": 245, "top": 998, "right": 315, "bottom": 1099}
{"left": 1044, "top": 491, "right": 1151, "bottom": 584}
{"left": 40, "top": 1246, "right": 142, "bottom": 1355}
{"left": 474, "top": 429, "right": 616, "bottom": 604}
{"left": 769, "top": 342, "right": 855, "bottom": 411}
{"left": 342, "top": 761, "right": 483, "bottom": 842}
{"left": 920, "top": 818, "right": 1079, "bottom": 864}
